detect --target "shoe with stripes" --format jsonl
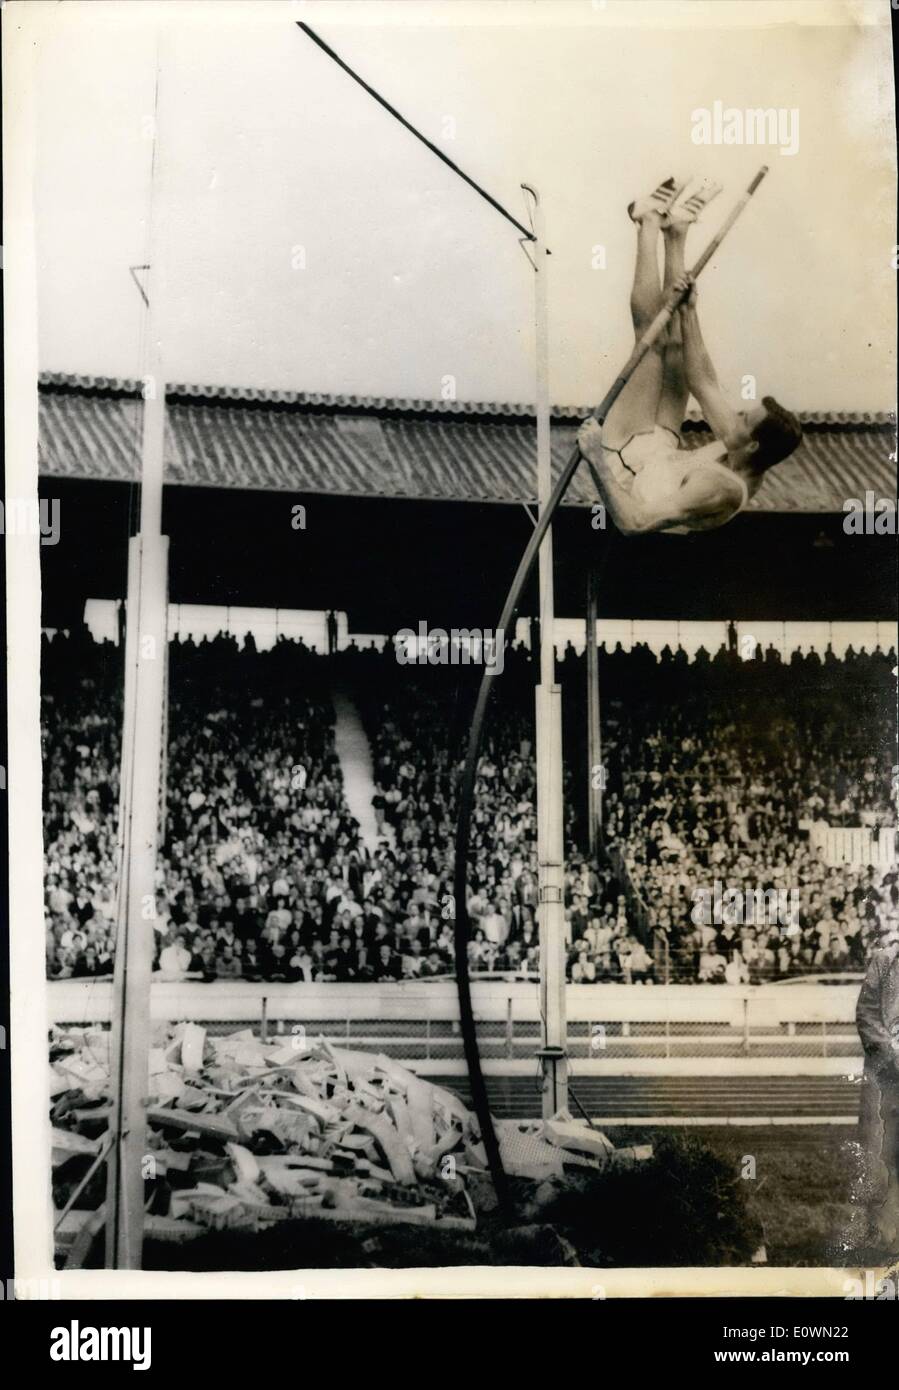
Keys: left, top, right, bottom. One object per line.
{"left": 664, "top": 177, "right": 723, "bottom": 228}
{"left": 627, "top": 176, "right": 688, "bottom": 224}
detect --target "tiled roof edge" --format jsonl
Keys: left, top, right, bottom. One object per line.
{"left": 37, "top": 372, "right": 896, "bottom": 429}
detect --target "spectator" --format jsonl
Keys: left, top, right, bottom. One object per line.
{"left": 215, "top": 942, "right": 243, "bottom": 980}
{"left": 42, "top": 629, "right": 896, "bottom": 990}
{"left": 158, "top": 933, "right": 192, "bottom": 980}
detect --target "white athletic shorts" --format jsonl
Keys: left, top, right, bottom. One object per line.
{"left": 600, "top": 426, "right": 748, "bottom": 529}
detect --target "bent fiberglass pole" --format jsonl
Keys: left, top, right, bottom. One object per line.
{"left": 296, "top": 22, "right": 767, "bottom": 1216}
{"left": 451, "top": 166, "right": 768, "bottom": 1214}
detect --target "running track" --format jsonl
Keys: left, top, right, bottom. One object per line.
{"left": 429, "top": 1073, "right": 862, "bottom": 1123}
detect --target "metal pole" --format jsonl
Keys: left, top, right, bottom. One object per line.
{"left": 105, "top": 52, "right": 169, "bottom": 1258}
{"left": 526, "top": 187, "right": 568, "bottom": 1119}
{"left": 586, "top": 568, "right": 602, "bottom": 855}
{"left": 529, "top": 188, "right": 554, "bottom": 696}
{"left": 160, "top": 619, "right": 169, "bottom": 843}
{"left": 536, "top": 684, "right": 567, "bottom": 1115}
{"left": 105, "top": 521, "right": 168, "bottom": 1268}
{"left": 138, "top": 371, "right": 165, "bottom": 538}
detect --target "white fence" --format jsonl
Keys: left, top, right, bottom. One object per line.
{"left": 48, "top": 980, "right": 864, "bottom": 1064}
{"left": 808, "top": 821, "right": 896, "bottom": 868}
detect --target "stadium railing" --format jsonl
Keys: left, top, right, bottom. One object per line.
{"left": 48, "top": 978, "right": 864, "bottom": 1066}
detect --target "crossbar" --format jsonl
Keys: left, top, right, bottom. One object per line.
{"left": 297, "top": 22, "right": 537, "bottom": 244}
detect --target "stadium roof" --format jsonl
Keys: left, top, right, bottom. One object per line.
{"left": 38, "top": 373, "right": 896, "bottom": 513}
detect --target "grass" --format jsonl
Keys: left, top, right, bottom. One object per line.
{"left": 604, "top": 1125, "right": 896, "bottom": 1267}
{"left": 64, "top": 1125, "right": 897, "bottom": 1271}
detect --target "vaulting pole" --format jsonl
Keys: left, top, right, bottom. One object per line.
{"left": 452, "top": 166, "right": 769, "bottom": 1185}
{"left": 524, "top": 187, "right": 567, "bottom": 1119}
{"left": 586, "top": 568, "right": 602, "bottom": 856}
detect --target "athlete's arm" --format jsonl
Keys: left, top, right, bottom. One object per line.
{"left": 676, "top": 279, "right": 748, "bottom": 451}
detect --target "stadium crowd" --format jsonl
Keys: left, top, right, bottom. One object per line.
{"left": 42, "top": 626, "right": 897, "bottom": 986}
{"left": 595, "top": 642, "right": 898, "bottom": 982}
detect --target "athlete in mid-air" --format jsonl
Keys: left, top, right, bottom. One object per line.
{"left": 578, "top": 176, "right": 803, "bottom": 535}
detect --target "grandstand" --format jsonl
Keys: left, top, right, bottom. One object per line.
{"left": 43, "top": 626, "right": 897, "bottom": 994}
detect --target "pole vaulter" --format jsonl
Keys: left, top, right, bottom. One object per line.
{"left": 297, "top": 22, "right": 775, "bottom": 1216}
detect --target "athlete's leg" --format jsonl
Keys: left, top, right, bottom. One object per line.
{"left": 629, "top": 211, "right": 664, "bottom": 331}
{"left": 601, "top": 212, "right": 666, "bottom": 451}
{"left": 655, "top": 220, "right": 690, "bottom": 436}
{"left": 654, "top": 180, "right": 722, "bottom": 436}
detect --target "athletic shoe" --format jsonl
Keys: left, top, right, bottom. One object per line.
{"left": 627, "top": 176, "right": 688, "bottom": 224}
{"left": 664, "top": 176, "right": 723, "bottom": 228}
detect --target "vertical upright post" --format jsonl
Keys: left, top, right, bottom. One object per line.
{"left": 160, "top": 622, "right": 170, "bottom": 843}
{"left": 105, "top": 325, "right": 168, "bottom": 1266}
{"left": 536, "top": 684, "right": 567, "bottom": 1114}
{"left": 526, "top": 187, "right": 568, "bottom": 1119}
{"left": 586, "top": 568, "right": 602, "bottom": 854}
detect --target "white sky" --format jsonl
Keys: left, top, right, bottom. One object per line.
{"left": 24, "top": 0, "right": 897, "bottom": 409}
